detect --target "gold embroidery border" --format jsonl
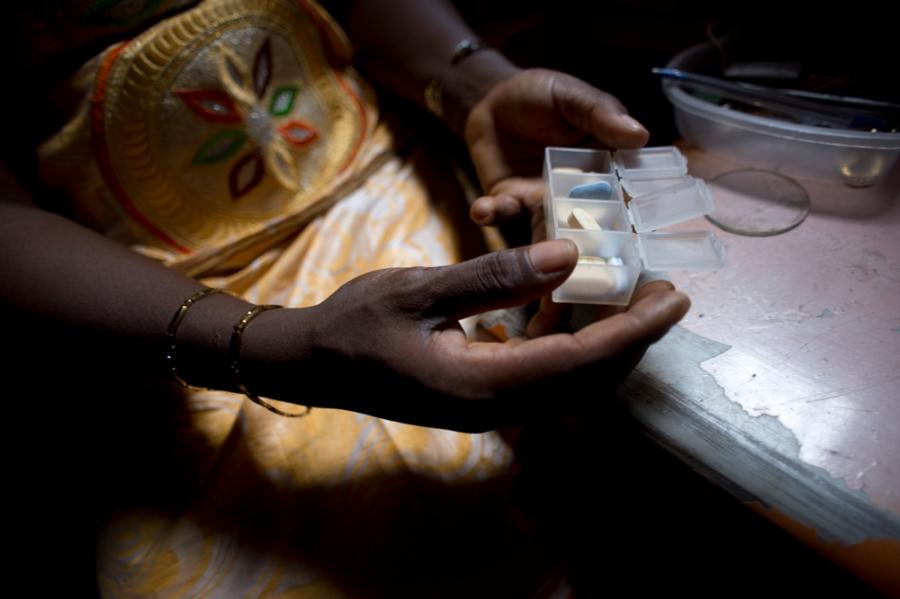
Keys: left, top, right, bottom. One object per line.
{"left": 96, "top": 0, "right": 370, "bottom": 252}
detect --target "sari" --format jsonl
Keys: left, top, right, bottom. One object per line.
{"left": 35, "top": 0, "right": 562, "bottom": 595}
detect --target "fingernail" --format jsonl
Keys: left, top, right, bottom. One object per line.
{"left": 620, "top": 114, "right": 648, "bottom": 134}
{"left": 528, "top": 240, "right": 577, "bottom": 274}
{"left": 470, "top": 198, "right": 493, "bottom": 225}
{"left": 472, "top": 210, "right": 491, "bottom": 225}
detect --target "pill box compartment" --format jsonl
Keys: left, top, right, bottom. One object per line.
{"left": 614, "top": 146, "right": 688, "bottom": 180}
{"left": 544, "top": 146, "right": 726, "bottom": 305}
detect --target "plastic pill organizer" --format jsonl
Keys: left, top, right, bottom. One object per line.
{"left": 543, "top": 146, "right": 726, "bottom": 305}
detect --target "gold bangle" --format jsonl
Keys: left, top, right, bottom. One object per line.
{"left": 424, "top": 77, "right": 444, "bottom": 118}
{"left": 165, "top": 287, "right": 225, "bottom": 387}
{"left": 229, "top": 305, "right": 312, "bottom": 418}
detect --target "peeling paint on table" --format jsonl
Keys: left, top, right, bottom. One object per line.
{"left": 616, "top": 147, "right": 900, "bottom": 594}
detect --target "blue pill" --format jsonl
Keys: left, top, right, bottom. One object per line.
{"left": 569, "top": 180, "right": 612, "bottom": 200}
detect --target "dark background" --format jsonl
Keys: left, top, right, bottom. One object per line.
{"left": 3, "top": 2, "right": 896, "bottom": 596}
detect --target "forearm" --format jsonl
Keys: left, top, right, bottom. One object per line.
{"left": 337, "top": 0, "right": 519, "bottom": 135}
{"left": 0, "top": 166, "right": 299, "bottom": 394}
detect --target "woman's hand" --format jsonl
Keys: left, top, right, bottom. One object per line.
{"left": 465, "top": 69, "right": 649, "bottom": 242}
{"left": 244, "top": 240, "right": 689, "bottom": 432}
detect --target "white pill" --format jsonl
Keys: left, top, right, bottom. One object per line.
{"left": 552, "top": 167, "right": 584, "bottom": 174}
{"left": 567, "top": 208, "right": 602, "bottom": 230}
{"left": 607, "top": 256, "right": 624, "bottom": 266}
{"left": 564, "top": 266, "right": 618, "bottom": 296}
{"left": 577, "top": 255, "right": 607, "bottom": 265}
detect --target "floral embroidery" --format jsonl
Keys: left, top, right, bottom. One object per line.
{"left": 175, "top": 90, "right": 242, "bottom": 124}
{"left": 278, "top": 120, "right": 318, "bottom": 147}
{"left": 269, "top": 85, "right": 298, "bottom": 116}
{"left": 175, "top": 37, "right": 318, "bottom": 200}
{"left": 253, "top": 38, "right": 273, "bottom": 98}
{"left": 229, "top": 153, "right": 266, "bottom": 199}
{"left": 192, "top": 131, "right": 248, "bottom": 165}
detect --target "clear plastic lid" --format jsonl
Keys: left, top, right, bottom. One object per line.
{"left": 637, "top": 231, "right": 727, "bottom": 271}
{"left": 627, "top": 177, "right": 715, "bottom": 232}
{"left": 622, "top": 175, "right": 690, "bottom": 198}
{"left": 614, "top": 147, "right": 688, "bottom": 180}
{"left": 546, "top": 147, "right": 614, "bottom": 174}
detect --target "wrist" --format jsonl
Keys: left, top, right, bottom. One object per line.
{"left": 431, "top": 48, "right": 520, "bottom": 137}
{"left": 170, "top": 291, "right": 255, "bottom": 392}
{"left": 233, "top": 304, "right": 320, "bottom": 407}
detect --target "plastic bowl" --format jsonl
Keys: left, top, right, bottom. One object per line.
{"left": 663, "top": 43, "right": 900, "bottom": 187}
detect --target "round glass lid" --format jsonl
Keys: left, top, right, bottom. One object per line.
{"left": 706, "top": 169, "right": 810, "bottom": 236}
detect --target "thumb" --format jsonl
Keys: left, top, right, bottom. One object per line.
{"left": 421, "top": 240, "right": 577, "bottom": 322}
{"left": 552, "top": 75, "right": 650, "bottom": 149}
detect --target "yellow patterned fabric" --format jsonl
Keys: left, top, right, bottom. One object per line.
{"left": 93, "top": 149, "right": 561, "bottom": 597}
{"left": 36, "top": 0, "right": 562, "bottom": 596}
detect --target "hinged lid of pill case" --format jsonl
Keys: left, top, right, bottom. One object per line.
{"left": 543, "top": 146, "right": 726, "bottom": 305}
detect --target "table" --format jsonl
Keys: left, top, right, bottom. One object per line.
{"left": 617, "top": 147, "right": 900, "bottom": 595}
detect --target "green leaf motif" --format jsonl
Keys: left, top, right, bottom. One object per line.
{"left": 192, "top": 130, "right": 248, "bottom": 166}
{"left": 269, "top": 86, "right": 298, "bottom": 117}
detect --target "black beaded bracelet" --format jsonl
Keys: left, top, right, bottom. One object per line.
{"left": 424, "top": 37, "right": 491, "bottom": 118}
{"left": 450, "top": 38, "right": 489, "bottom": 66}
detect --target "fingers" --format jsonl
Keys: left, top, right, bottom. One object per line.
{"left": 526, "top": 294, "right": 570, "bottom": 338}
{"left": 470, "top": 176, "right": 546, "bottom": 227}
{"left": 526, "top": 279, "right": 682, "bottom": 338}
{"left": 447, "top": 288, "right": 690, "bottom": 391}
{"left": 551, "top": 74, "right": 650, "bottom": 150}
{"left": 421, "top": 240, "right": 578, "bottom": 322}
{"left": 470, "top": 195, "right": 523, "bottom": 226}
{"left": 630, "top": 279, "right": 675, "bottom": 305}
{"left": 587, "top": 288, "right": 690, "bottom": 351}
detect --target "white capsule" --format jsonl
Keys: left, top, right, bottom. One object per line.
{"left": 567, "top": 208, "right": 602, "bottom": 230}
{"left": 577, "top": 255, "right": 607, "bottom": 265}
{"left": 552, "top": 167, "right": 584, "bottom": 174}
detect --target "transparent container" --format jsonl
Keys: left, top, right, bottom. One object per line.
{"left": 663, "top": 42, "right": 900, "bottom": 187}
{"left": 544, "top": 146, "right": 726, "bottom": 305}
